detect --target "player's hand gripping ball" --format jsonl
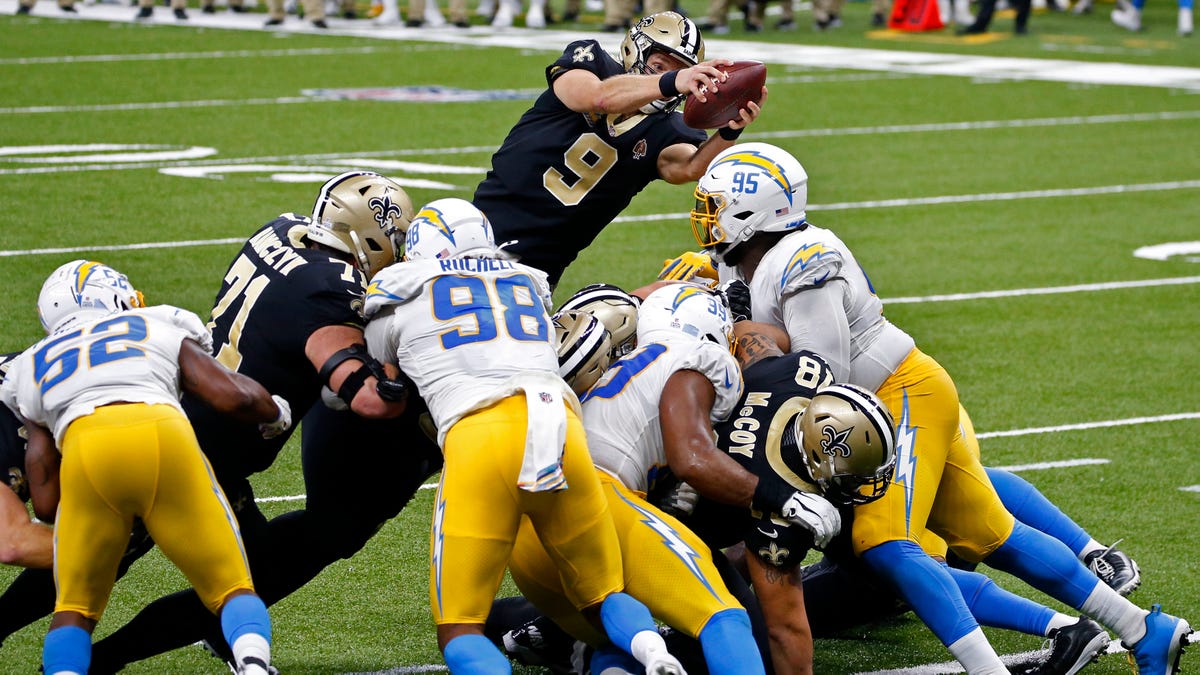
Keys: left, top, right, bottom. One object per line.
{"left": 682, "top": 60, "right": 767, "bottom": 130}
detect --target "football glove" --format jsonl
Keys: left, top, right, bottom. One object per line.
{"left": 656, "top": 481, "right": 700, "bottom": 519}
{"left": 259, "top": 395, "right": 292, "bottom": 440}
{"left": 718, "top": 279, "right": 752, "bottom": 323}
{"left": 320, "top": 385, "right": 349, "bottom": 411}
{"left": 779, "top": 491, "right": 841, "bottom": 549}
{"left": 658, "top": 251, "right": 718, "bottom": 287}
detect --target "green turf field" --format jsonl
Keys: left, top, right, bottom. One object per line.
{"left": 0, "top": 4, "right": 1197, "bottom": 673}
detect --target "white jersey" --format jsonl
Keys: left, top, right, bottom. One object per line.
{"left": 0, "top": 306, "right": 213, "bottom": 445}
{"left": 581, "top": 336, "right": 742, "bottom": 494}
{"left": 727, "top": 225, "right": 915, "bottom": 391}
{"left": 363, "top": 257, "right": 575, "bottom": 447}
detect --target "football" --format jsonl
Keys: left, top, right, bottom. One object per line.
{"left": 681, "top": 60, "right": 767, "bottom": 130}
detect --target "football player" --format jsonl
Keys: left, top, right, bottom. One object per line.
{"left": 363, "top": 198, "right": 685, "bottom": 675}
{"left": 1, "top": 260, "right": 288, "bottom": 675}
{"left": 61, "top": 171, "right": 445, "bottom": 672}
{"left": 688, "top": 141, "right": 1192, "bottom": 675}
{"left": 472, "top": 11, "right": 766, "bottom": 286}
{"left": 0, "top": 353, "right": 53, "bottom": 570}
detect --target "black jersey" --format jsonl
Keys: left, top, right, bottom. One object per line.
{"left": 0, "top": 352, "right": 29, "bottom": 502}
{"left": 687, "top": 351, "right": 837, "bottom": 567}
{"left": 184, "top": 215, "right": 368, "bottom": 481}
{"left": 472, "top": 39, "right": 707, "bottom": 285}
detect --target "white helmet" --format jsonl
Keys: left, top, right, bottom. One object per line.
{"left": 37, "top": 260, "right": 145, "bottom": 334}
{"left": 556, "top": 283, "right": 640, "bottom": 360}
{"left": 798, "top": 383, "right": 897, "bottom": 506}
{"left": 309, "top": 171, "right": 414, "bottom": 280}
{"left": 636, "top": 283, "right": 732, "bottom": 351}
{"left": 690, "top": 142, "right": 809, "bottom": 265}
{"left": 404, "top": 198, "right": 498, "bottom": 261}
{"left": 553, "top": 310, "right": 614, "bottom": 396}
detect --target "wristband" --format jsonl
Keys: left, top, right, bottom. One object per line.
{"left": 658, "top": 70, "right": 679, "bottom": 98}
{"left": 718, "top": 126, "right": 743, "bottom": 141}
{"left": 752, "top": 475, "right": 794, "bottom": 515}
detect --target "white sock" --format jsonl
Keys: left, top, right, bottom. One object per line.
{"left": 1080, "top": 583, "right": 1148, "bottom": 645}
{"left": 947, "top": 628, "right": 1008, "bottom": 674}
{"left": 629, "top": 629, "right": 669, "bottom": 666}
{"left": 1046, "top": 612, "right": 1076, "bottom": 635}
{"left": 231, "top": 633, "right": 272, "bottom": 674}
{"left": 1078, "top": 539, "right": 1105, "bottom": 561}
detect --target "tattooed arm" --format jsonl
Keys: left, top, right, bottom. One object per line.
{"left": 733, "top": 321, "right": 790, "bottom": 369}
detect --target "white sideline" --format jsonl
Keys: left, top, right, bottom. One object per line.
{"left": 4, "top": 0, "right": 1200, "bottom": 91}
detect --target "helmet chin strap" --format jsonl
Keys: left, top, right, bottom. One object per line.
{"left": 348, "top": 230, "right": 371, "bottom": 277}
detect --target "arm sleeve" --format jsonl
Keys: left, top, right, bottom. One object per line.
{"left": 780, "top": 282, "right": 852, "bottom": 383}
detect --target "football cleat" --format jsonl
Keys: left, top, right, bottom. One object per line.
{"left": 1021, "top": 616, "right": 1109, "bottom": 675}
{"left": 1084, "top": 541, "right": 1141, "bottom": 596}
{"left": 1126, "top": 604, "right": 1190, "bottom": 675}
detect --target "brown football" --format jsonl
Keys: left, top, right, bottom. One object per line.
{"left": 681, "top": 60, "right": 767, "bottom": 130}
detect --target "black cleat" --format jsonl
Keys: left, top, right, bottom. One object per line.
{"left": 1084, "top": 542, "right": 1141, "bottom": 596}
{"left": 60, "top": 4, "right": 78, "bottom": 11}
{"left": 173, "top": 7, "right": 187, "bottom": 18}
{"left": 1022, "top": 617, "right": 1109, "bottom": 675}
{"left": 134, "top": 5, "right": 152, "bottom": 18}
{"left": 501, "top": 616, "right": 576, "bottom": 674}
{"left": 310, "top": 17, "right": 327, "bottom": 26}
{"left": 263, "top": 16, "right": 283, "bottom": 24}
{"left": 16, "top": 4, "right": 31, "bottom": 13}
{"left": 201, "top": 4, "right": 215, "bottom": 12}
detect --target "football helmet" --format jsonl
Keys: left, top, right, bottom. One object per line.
{"left": 797, "top": 383, "right": 897, "bottom": 506}
{"left": 690, "top": 142, "right": 809, "bottom": 265}
{"left": 636, "top": 283, "right": 733, "bottom": 351}
{"left": 37, "top": 260, "right": 145, "bottom": 334}
{"left": 619, "top": 12, "right": 705, "bottom": 114}
{"left": 404, "top": 198, "right": 498, "bottom": 261}
{"left": 553, "top": 310, "right": 614, "bottom": 396}
{"left": 309, "top": 170, "right": 414, "bottom": 279}
{"left": 556, "top": 283, "right": 640, "bottom": 359}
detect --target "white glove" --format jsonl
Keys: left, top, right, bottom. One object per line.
{"left": 780, "top": 491, "right": 841, "bottom": 549}
{"left": 259, "top": 395, "right": 292, "bottom": 440}
{"left": 320, "top": 385, "right": 349, "bottom": 411}
{"left": 657, "top": 481, "right": 700, "bottom": 519}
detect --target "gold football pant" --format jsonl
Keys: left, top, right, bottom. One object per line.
{"left": 430, "top": 396, "right": 623, "bottom": 625}
{"left": 509, "top": 472, "right": 744, "bottom": 645}
{"left": 55, "top": 403, "right": 253, "bottom": 620}
{"left": 851, "top": 349, "right": 1014, "bottom": 563}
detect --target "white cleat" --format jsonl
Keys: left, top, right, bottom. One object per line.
{"left": 1110, "top": 6, "right": 1141, "bottom": 30}
{"left": 644, "top": 653, "right": 686, "bottom": 675}
{"left": 1071, "top": 0, "right": 1092, "bottom": 13}
{"left": 373, "top": 8, "right": 398, "bottom": 21}
{"left": 1180, "top": 7, "right": 1193, "bottom": 35}
{"left": 490, "top": 0, "right": 513, "bottom": 25}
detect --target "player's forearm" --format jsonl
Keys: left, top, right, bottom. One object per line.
{"left": 560, "top": 71, "right": 668, "bottom": 115}
{"left": 747, "top": 552, "right": 813, "bottom": 675}
{"left": 0, "top": 522, "right": 53, "bottom": 568}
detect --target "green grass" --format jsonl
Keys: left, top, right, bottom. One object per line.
{"left": 1, "top": 7, "right": 1198, "bottom": 673}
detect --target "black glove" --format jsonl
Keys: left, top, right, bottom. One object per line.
{"left": 719, "top": 279, "right": 752, "bottom": 323}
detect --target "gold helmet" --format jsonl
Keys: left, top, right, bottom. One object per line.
{"left": 619, "top": 12, "right": 705, "bottom": 113}
{"left": 798, "top": 383, "right": 897, "bottom": 506}
{"left": 557, "top": 283, "right": 640, "bottom": 360}
{"left": 553, "top": 310, "right": 614, "bottom": 396}
{"left": 309, "top": 171, "right": 414, "bottom": 280}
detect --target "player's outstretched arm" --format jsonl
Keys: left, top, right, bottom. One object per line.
{"left": 0, "top": 475, "right": 52, "bottom": 569}
{"left": 658, "top": 86, "right": 767, "bottom": 185}
{"left": 553, "top": 61, "right": 729, "bottom": 116}
{"left": 178, "top": 339, "right": 287, "bottom": 428}
{"left": 745, "top": 551, "right": 812, "bottom": 675}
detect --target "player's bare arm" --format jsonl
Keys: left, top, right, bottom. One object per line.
{"left": 305, "top": 324, "right": 406, "bottom": 419}
{"left": 22, "top": 422, "right": 58, "bottom": 524}
{"left": 178, "top": 338, "right": 283, "bottom": 424}
{"left": 659, "top": 369, "right": 760, "bottom": 508}
{"left": 734, "top": 321, "right": 790, "bottom": 369}
{"left": 658, "top": 86, "right": 766, "bottom": 184}
{"left": 746, "top": 551, "right": 813, "bottom": 675}
{"left": 553, "top": 58, "right": 729, "bottom": 116}
{"left": 0, "top": 479, "right": 52, "bottom": 568}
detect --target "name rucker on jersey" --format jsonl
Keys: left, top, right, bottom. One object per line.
{"left": 472, "top": 39, "right": 707, "bottom": 284}
{"left": 692, "top": 351, "right": 837, "bottom": 567}
{"left": 727, "top": 225, "right": 915, "bottom": 392}
{"left": 2, "top": 307, "right": 212, "bottom": 444}
{"left": 580, "top": 336, "right": 742, "bottom": 495}
{"left": 191, "top": 214, "right": 367, "bottom": 479}
{"left": 363, "top": 258, "right": 572, "bottom": 446}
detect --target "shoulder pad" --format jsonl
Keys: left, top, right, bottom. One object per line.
{"left": 777, "top": 241, "right": 844, "bottom": 296}
{"left": 675, "top": 342, "right": 743, "bottom": 421}
{"left": 144, "top": 306, "right": 213, "bottom": 353}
